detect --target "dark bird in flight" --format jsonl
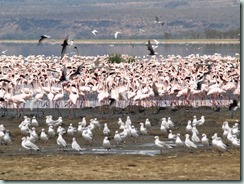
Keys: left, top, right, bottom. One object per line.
{"left": 73, "top": 46, "right": 79, "bottom": 55}
{"left": 70, "top": 65, "right": 84, "bottom": 79}
{"left": 58, "top": 67, "right": 69, "bottom": 83}
{"left": 37, "top": 35, "right": 50, "bottom": 46}
{"left": 154, "top": 16, "right": 164, "bottom": 26}
{"left": 61, "top": 36, "right": 69, "bottom": 60}
{"left": 130, "top": 42, "right": 135, "bottom": 48}
{"left": 147, "top": 40, "right": 156, "bottom": 55}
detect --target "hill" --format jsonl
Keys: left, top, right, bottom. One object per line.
{"left": 0, "top": 0, "right": 240, "bottom": 40}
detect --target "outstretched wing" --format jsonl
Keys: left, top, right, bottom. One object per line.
{"left": 147, "top": 40, "right": 155, "bottom": 55}
{"left": 61, "top": 36, "right": 69, "bottom": 59}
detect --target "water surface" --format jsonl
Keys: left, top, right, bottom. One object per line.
{"left": 0, "top": 42, "right": 240, "bottom": 57}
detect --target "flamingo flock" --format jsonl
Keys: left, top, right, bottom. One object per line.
{"left": 0, "top": 52, "right": 240, "bottom": 116}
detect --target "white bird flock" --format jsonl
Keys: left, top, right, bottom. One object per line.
{"left": 0, "top": 114, "right": 240, "bottom": 155}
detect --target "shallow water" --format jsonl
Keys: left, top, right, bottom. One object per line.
{"left": 0, "top": 42, "right": 240, "bottom": 57}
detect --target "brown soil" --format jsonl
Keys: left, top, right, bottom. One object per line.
{"left": 0, "top": 106, "right": 240, "bottom": 180}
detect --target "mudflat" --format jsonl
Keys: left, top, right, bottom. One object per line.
{"left": 0, "top": 106, "right": 240, "bottom": 180}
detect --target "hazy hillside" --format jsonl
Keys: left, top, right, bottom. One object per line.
{"left": 0, "top": 0, "right": 240, "bottom": 40}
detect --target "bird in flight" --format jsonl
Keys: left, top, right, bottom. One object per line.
{"left": 154, "top": 16, "right": 165, "bottom": 26}
{"left": 61, "top": 36, "right": 70, "bottom": 60}
{"left": 130, "top": 42, "right": 135, "bottom": 48}
{"left": 114, "top": 32, "right": 121, "bottom": 39}
{"left": 92, "top": 30, "right": 98, "bottom": 36}
{"left": 147, "top": 40, "right": 156, "bottom": 55}
{"left": 37, "top": 35, "right": 50, "bottom": 46}
{"left": 1, "top": 49, "right": 8, "bottom": 54}
{"left": 73, "top": 46, "right": 79, "bottom": 55}
{"left": 58, "top": 67, "right": 69, "bottom": 83}
{"left": 70, "top": 65, "right": 84, "bottom": 79}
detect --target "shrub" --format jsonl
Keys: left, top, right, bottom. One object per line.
{"left": 108, "top": 53, "right": 135, "bottom": 64}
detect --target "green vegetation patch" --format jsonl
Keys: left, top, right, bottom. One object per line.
{"left": 108, "top": 53, "right": 135, "bottom": 64}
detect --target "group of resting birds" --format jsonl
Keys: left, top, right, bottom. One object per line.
{"left": 0, "top": 112, "right": 240, "bottom": 155}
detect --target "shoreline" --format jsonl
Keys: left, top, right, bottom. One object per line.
{"left": 0, "top": 38, "right": 240, "bottom": 45}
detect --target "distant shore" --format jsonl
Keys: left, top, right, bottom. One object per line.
{"left": 0, "top": 38, "right": 240, "bottom": 45}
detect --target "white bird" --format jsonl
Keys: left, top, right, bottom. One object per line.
{"left": 103, "top": 123, "right": 110, "bottom": 136}
{"left": 103, "top": 136, "right": 111, "bottom": 150}
{"left": 191, "top": 124, "right": 199, "bottom": 135}
{"left": 114, "top": 130, "right": 123, "bottom": 144}
{"left": 67, "top": 123, "right": 76, "bottom": 136}
{"left": 57, "top": 125, "right": 66, "bottom": 135}
{"left": 231, "top": 123, "right": 240, "bottom": 137}
{"left": 71, "top": 137, "right": 82, "bottom": 152}
{"left": 77, "top": 122, "right": 85, "bottom": 135}
{"left": 30, "top": 127, "right": 39, "bottom": 142}
{"left": 161, "top": 118, "right": 168, "bottom": 129}
{"left": 231, "top": 135, "right": 240, "bottom": 148}
{"left": 1, "top": 49, "right": 8, "bottom": 54}
{"left": 160, "top": 124, "right": 167, "bottom": 134}
{"left": 216, "top": 137, "right": 227, "bottom": 152}
{"left": 0, "top": 130, "right": 5, "bottom": 142}
{"left": 20, "top": 123, "right": 31, "bottom": 136}
{"left": 153, "top": 39, "right": 159, "bottom": 46}
{"left": 82, "top": 128, "right": 93, "bottom": 143}
{"left": 40, "top": 128, "right": 49, "bottom": 143}
{"left": 167, "top": 117, "right": 174, "bottom": 128}
{"left": 222, "top": 121, "right": 230, "bottom": 131}
{"left": 31, "top": 116, "right": 39, "bottom": 127}
{"left": 92, "top": 29, "right": 98, "bottom": 36}
{"left": 114, "top": 31, "right": 121, "bottom": 39}
{"left": 154, "top": 136, "right": 172, "bottom": 154}
{"left": 168, "top": 130, "right": 176, "bottom": 140}
{"left": 3, "top": 130, "right": 12, "bottom": 144}
{"left": 117, "top": 118, "right": 124, "bottom": 127}
{"left": 19, "top": 116, "right": 31, "bottom": 129}
{"left": 145, "top": 118, "right": 151, "bottom": 129}
{"left": 81, "top": 117, "right": 87, "bottom": 127}
{"left": 211, "top": 133, "right": 218, "bottom": 149}
{"left": 226, "top": 129, "right": 234, "bottom": 143}
{"left": 139, "top": 122, "right": 148, "bottom": 135}
{"left": 184, "top": 134, "right": 197, "bottom": 149}
{"left": 130, "top": 125, "right": 139, "bottom": 138}
{"left": 57, "top": 133, "right": 67, "bottom": 150}
{"left": 91, "top": 118, "right": 101, "bottom": 129}
{"left": 193, "top": 116, "right": 205, "bottom": 126}
{"left": 201, "top": 133, "right": 209, "bottom": 147}
{"left": 119, "top": 128, "right": 128, "bottom": 142}
{"left": 0, "top": 124, "right": 5, "bottom": 132}
{"left": 47, "top": 125, "right": 56, "bottom": 138}
{"left": 150, "top": 39, "right": 159, "bottom": 50}
{"left": 125, "top": 116, "right": 132, "bottom": 127}
{"left": 175, "top": 133, "right": 184, "bottom": 149}
{"left": 46, "top": 116, "right": 63, "bottom": 127}
{"left": 192, "top": 115, "right": 198, "bottom": 125}
{"left": 21, "top": 137, "right": 40, "bottom": 153}
{"left": 186, "top": 120, "right": 192, "bottom": 133}
{"left": 191, "top": 131, "right": 201, "bottom": 143}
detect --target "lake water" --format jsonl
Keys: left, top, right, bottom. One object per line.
{"left": 0, "top": 42, "right": 240, "bottom": 57}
